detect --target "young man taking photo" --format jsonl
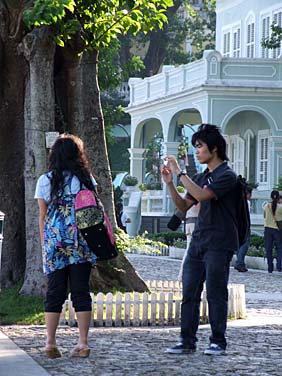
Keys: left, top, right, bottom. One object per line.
{"left": 161, "top": 123, "right": 239, "bottom": 356}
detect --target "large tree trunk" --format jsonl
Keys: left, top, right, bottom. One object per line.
{"left": 0, "top": 1, "right": 26, "bottom": 288}
{"left": 78, "top": 50, "right": 148, "bottom": 292}
{"left": 139, "top": 0, "right": 182, "bottom": 76}
{"left": 54, "top": 47, "right": 82, "bottom": 134}
{"left": 20, "top": 27, "right": 56, "bottom": 296}
{"left": 79, "top": 50, "right": 115, "bottom": 216}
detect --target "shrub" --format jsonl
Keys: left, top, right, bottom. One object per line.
{"left": 138, "top": 183, "right": 147, "bottom": 192}
{"left": 145, "top": 182, "right": 162, "bottom": 190}
{"left": 123, "top": 175, "right": 138, "bottom": 186}
{"left": 173, "top": 239, "right": 187, "bottom": 249}
{"left": 247, "top": 234, "right": 266, "bottom": 258}
{"left": 247, "top": 245, "right": 265, "bottom": 258}
{"left": 146, "top": 231, "right": 186, "bottom": 245}
{"left": 176, "top": 185, "right": 185, "bottom": 193}
{"left": 114, "top": 229, "right": 168, "bottom": 254}
{"left": 250, "top": 234, "right": 264, "bottom": 249}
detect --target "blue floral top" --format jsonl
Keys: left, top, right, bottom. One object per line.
{"left": 35, "top": 172, "right": 97, "bottom": 275}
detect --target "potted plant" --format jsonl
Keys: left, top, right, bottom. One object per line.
{"left": 138, "top": 183, "right": 147, "bottom": 192}
{"left": 177, "top": 135, "right": 189, "bottom": 169}
{"left": 143, "top": 182, "right": 162, "bottom": 196}
{"left": 123, "top": 175, "right": 138, "bottom": 186}
{"left": 123, "top": 175, "right": 138, "bottom": 192}
{"left": 169, "top": 238, "right": 187, "bottom": 259}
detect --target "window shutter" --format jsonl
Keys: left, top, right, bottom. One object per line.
{"left": 257, "top": 131, "right": 269, "bottom": 188}
{"left": 224, "top": 135, "right": 230, "bottom": 163}
{"left": 247, "top": 22, "right": 255, "bottom": 58}
{"left": 233, "top": 28, "right": 241, "bottom": 57}
{"left": 273, "top": 12, "right": 282, "bottom": 58}
{"left": 236, "top": 136, "right": 245, "bottom": 176}
{"left": 262, "top": 16, "right": 270, "bottom": 58}
{"left": 229, "top": 135, "right": 245, "bottom": 175}
{"left": 223, "top": 32, "right": 231, "bottom": 57}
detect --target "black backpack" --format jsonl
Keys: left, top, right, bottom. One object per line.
{"left": 236, "top": 175, "right": 251, "bottom": 247}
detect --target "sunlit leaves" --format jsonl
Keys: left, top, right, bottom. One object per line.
{"left": 23, "top": 0, "right": 173, "bottom": 51}
{"left": 23, "top": 0, "right": 76, "bottom": 28}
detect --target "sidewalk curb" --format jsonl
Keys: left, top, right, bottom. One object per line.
{"left": 0, "top": 330, "right": 51, "bottom": 376}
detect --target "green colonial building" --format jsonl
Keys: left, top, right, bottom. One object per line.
{"left": 125, "top": 0, "right": 282, "bottom": 235}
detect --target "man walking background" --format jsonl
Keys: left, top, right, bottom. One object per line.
{"left": 161, "top": 123, "right": 239, "bottom": 356}
{"left": 234, "top": 186, "right": 253, "bottom": 272}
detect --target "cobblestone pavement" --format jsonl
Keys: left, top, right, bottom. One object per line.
{"left": 2, "top": 254, "right": 282, "bottom": 376}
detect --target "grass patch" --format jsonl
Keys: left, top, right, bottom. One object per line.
{"left": 0, "top": 282, "right": 44, "bottom": 325}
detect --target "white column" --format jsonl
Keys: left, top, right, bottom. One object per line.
{"left": 128, "top": 148, "right": 147, "bottom": 185}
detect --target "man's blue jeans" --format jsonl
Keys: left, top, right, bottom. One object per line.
{"left": 235, "top": 236, "right": 250, "bottom": 269}
{"left": 181, "top": 245, "right": 233, "bottom": 350}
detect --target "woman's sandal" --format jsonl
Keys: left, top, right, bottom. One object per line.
{"left": 45, "top": 346, "right": 62, "bottom": 359}
{"left": 70, "top": 347, "right": 90, "bottom": 358}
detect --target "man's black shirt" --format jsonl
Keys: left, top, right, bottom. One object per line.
{"left": 187, "top": 162, "right": 238, "bottom": 252}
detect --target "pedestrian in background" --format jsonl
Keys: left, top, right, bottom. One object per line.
{"left": 162, "top": 123, "right": 239, "bottom": 356}
{"left": 34, "top": 134, "right": 97, "bottom": 359}
{"left": 263, "top": 190, "right": 282, "bottom": 273}
{"left": 116, "top": 202, "right": 131, "bottom": 233}
{"left": 178, "top": 203, "right": 200, "bottom": 280}
{"left": 234, "top": 186, "right": 253, "bottom": 272}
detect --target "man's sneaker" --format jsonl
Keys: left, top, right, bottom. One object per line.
{"left": 166, "top": 343, "right": 196, "bottom": 354}
{"left": 204, "top": 343, "right": 225, "bottom": 355}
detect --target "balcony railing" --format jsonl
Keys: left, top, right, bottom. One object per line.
{"left": 128, "top": 50, "right": 282, "bottom": 107}
{"left": 140, "top": 192, "right": 265, "bottom": 235}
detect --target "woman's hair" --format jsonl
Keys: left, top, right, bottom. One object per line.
{"left": 271, "top": 190, "right": 280, "bottom": 215}
{"left": 191, "top": 123, "right": 229, "bottom": 161}
{"left": 48, "top": 134, "right": 95, "bottom": 199}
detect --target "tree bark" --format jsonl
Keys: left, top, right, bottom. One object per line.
{"left": 54, "top": 47, "right": 82, "bottom": 134}
{"left": 0, "top": 1, "right": 26, "bottom": 288}
{"left": 20, "top": 27, "right": 56, "bottom": 296}
{"left": 139, "top": 0, "right": 182, "bottom": 76}
{"left": 77, "top": 50, "right": 148, "bottom": 293}
{"left": 0, "top": 4, "right": 148, "bottom": 295}
{"left": 78, "top": 51, "right": 115, "bottom": 216}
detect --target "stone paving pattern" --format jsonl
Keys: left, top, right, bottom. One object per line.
{"left": 2, "top": 254, "right": 282, "bottom": 376}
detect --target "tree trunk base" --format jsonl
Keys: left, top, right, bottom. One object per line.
{"left": 90, "top": 252, "right": 149, "bottom": 293}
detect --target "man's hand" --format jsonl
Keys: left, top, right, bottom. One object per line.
{"left": 161, "top": 164, "right": 173, "bottom": 184}
{"left": 166, "top": 155, "right": 181, "bottom": 175}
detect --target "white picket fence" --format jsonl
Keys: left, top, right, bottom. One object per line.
{"left": 60, "top": 280, "right": 246, "bottom": 327}
{"left": 128, "top": 244, "right": 169, "bottom": 256}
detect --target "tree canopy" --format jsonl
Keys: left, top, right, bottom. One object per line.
{"left": 12, "top": 0, "right": 174, "bottom": 296}
{"left": 23, "top": 0, "right": 173, "bottom": 50}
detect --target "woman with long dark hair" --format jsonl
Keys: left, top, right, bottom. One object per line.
{"left": 34, "top": 134, "right": 97, "bottom": 358}
{"left": 263, "top": 190, "right": 282, "bottom": 273}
